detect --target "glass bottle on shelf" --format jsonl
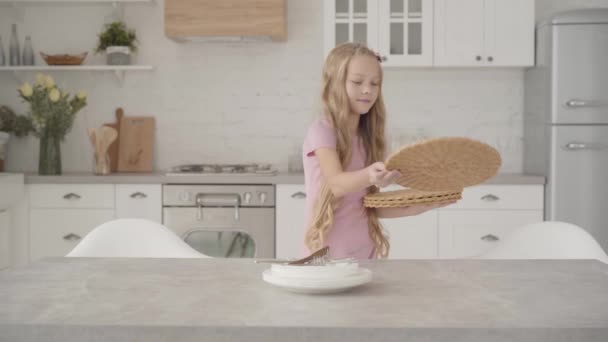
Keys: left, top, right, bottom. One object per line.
{"left": 9, "top": 24, "right": 20, "bottom": 66}
{"left": 22, "top": 35, "right": 34, "bottom": 66}
{"left": 0, "top": 36, "right": 6, "bottom": 66}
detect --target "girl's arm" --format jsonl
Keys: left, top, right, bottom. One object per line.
{"left": 315, "top": 147, "right": 399, "bottom": 198}
{"left": 375, "top": 201, "right": 456, "bottom": 218}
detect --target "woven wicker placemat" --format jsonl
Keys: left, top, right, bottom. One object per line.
{"left": 363, "top": 189, "right": 462, "bottom": 208}
{"left": 385, "top": 137, "right": 501, "bottom": 191}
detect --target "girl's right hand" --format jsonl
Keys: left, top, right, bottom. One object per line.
{"left": 368, "top": 162, "right": 402, "bottom": 188}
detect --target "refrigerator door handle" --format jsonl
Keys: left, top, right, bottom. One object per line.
{"left": 563, "top": 142, "right": 608, "bottom": 151}
{"left": 565, "top": 99, "right": 604, "bottom": 108}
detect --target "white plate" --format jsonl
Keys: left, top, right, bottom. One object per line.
{"left": 270, "top": 262, "right": 360, "bottom": 279}
{"left": 262, "top": 268, "right": 372, "bottom": 294}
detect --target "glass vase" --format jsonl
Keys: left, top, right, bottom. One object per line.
{"left": 39, "top": 132, "right": 62, "bottom": 175}
{"left": 94, "top": 152, "right": 110, "bottom": 175}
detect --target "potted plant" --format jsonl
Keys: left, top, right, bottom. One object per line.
{"left": 18, "top": 74, "right": 87, "bottom": 175}
{"left": 0, "top": 105, "right": 33, "bottom": 172}
{"left": 95, "top": 21, "right": 138, "bottom": 65}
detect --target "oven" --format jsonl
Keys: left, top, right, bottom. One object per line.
{"left": 162, "top": 185, "right": 275, "bottom": 258}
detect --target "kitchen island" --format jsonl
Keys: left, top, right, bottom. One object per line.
{"left": 0, "top": 258, "right": 606, "bottom": 342}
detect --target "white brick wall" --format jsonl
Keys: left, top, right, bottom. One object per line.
{"left": 0, "top": 0, "right": 600, "bottom": 173}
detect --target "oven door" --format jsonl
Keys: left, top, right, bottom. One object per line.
{"left": 163, "top": 207, "right": 275, "bottom": 258}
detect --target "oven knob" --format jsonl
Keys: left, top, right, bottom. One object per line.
{"left": 243, "top": 192, "right": 252, "bottom": 204}
{"left": 178, "top": 191, "right": 190, "bottom": 202}
{"left": 258, "top": 192, "right": 267, "bottom": 204}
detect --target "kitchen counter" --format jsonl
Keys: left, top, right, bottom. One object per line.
{"left": 24, "top": 172, "right": 545, "bottom": 185}
{"left": 0, "top": 258, "right": 606, "bottom": 342}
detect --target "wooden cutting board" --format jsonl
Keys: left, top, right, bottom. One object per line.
{"left": 103, "top": 108, "right": 124, "bottom": 172}
{"left": 117, "top": 116, "right": 155, "bottom": 172}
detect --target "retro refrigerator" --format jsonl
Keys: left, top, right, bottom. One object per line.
{"left": 524, "top": 9, "right": 608, "bottom": 252}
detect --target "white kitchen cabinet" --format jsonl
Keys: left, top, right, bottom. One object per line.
{"left": 438, "top": 210, "right": 542, "bottom": 258}
{"left": 29, "top": 209, "right": 114, "bottom": 261}
{"left": 276, "top": 184, "right": 308, "bottom": 259}
{"left": 276, "top": 183, "right": 544, "bottom": 259}
{"left": 382, "top": 210, "right": 438, "bottom": 259}
{"left": 116, "top": 184, "right": 162, "bottom": 223}
{"left": 438, "top": 184, "right": 544, "bottom": 258}
{"left": 324, "top": 0, "right": 434, "bottom": 66}
{"left": 0, "top": 209, "right": 9, "bottom": 269}
{"left": 28, "top": 184, "right": 116, "bottom": 261}
{"left": 378, "top": 0, "right": 434, "bottom": 66}
{"left": 434, "top": 0, "right": 534, "bottom": 67}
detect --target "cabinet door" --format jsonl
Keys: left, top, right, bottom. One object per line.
{"left": 276, "top": 184, "right": 307, "bottom": 259}
{"left": 484, "top": 0, "right": 534, "bottom": 67}
{"left": 116, "top": 184, "right": 162, "bottom": 223}
{"left": 378, "top": 0, "right": 433, "bottom": 66}
{"left": 438, "top": 210, "right": 543, "bottom": 258}
{"left": 30, "top": 209, "right": 115, "bottom": 261}
{"left": 434, "top": 0, "right": 485, "bottom": 66}
{"left": 324, "top": 0, "right": 379, "bottom": 57}
{"left": 0, "top": 210, "right": 9, "bottom": 269}
{"left": 382, "top": 210, "right": 438, "bottom": 259}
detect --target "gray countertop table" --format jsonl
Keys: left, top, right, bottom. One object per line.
{"left": 22, "top": 172, "right": 546, "bottom": 185}
{"left": 1, "top": 258, "right": 606, "bottom": 342}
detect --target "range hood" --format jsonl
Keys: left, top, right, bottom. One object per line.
{"left": 165, "top": 0, "right": 286, "bottom": 42}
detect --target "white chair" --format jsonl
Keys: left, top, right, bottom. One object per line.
{"left": 480, "top": 221, "right": 608, "bottom": 263}
{"left": 66, "top": 218, "right": 208, "bottom": 258}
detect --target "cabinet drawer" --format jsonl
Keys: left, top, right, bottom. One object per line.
{"left": 438, "top": 210, "right": 543, "bottom": 258}
{"left": 116, "top": 184, "right": 162, "bottom": 223}
{"left": 29, "top": 209, "right": 115, "bottom": 261}
{"left": 445, "top": 185, "right": 543, "bottom": 210}
{"left": 29, "top": 184, "right": 115, "bottom": 209}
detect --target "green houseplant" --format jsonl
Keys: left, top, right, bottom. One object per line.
{"left": 95, "top": 21, "right": 138, "bottom": 65}
{"left": 0, "top": 105, "right": 33, "bottom": 172}
{"left": 18, "top": 73, "right": 87, "bottom": 175}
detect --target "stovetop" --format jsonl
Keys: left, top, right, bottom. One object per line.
{"left": 166, "top": 163, "right": 277, "bottom": 176}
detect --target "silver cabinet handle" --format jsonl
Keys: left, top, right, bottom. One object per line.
{"left": 291, "top": 192, "right": 307, "bottom": 199}
{"left": 381, "top": 56, "right": 388, "bottom": 62}
{"left": 63, "top": 233, "right": 82, "bottom": 241}
{"left": 564, "top": 142, "right": 588, "bottom": 150}
{"left": 130, "top": 192, "right": 148, "bottom": 199}
{"left": 63, "top": 193, "right": 81, "bottom": 200}
{"left": 566, "top": 99, "right": 587, "bottom": 107}
{"left": 481, "top": 234, "right": 500, "bottom": 242}
{"left": 565, "top": 99, "right": 605, "bottom": 108}
{"left": 481, "top": 194, "right": 499, "bottom": 202}
{"left": 563, "top": 142, "right": 607, "bottom": 151}
{"left": 475, "top": 55, "right": 482, "bottom": 61}
{"left": 487, "top": 56, "right": 494, "bottom": 62}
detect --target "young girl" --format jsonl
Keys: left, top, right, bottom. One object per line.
{"left": 303, "top": 43, "right": 453, "bottom": 259}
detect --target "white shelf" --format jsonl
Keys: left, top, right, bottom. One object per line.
{"left": 0, "top": 65, "right": 154, "bottom": 85}
{"left": 0, "top": 0, "right": 152, "bottom": 3}
{"left": 0, "top": 65, "right": 153, "bottom": 71}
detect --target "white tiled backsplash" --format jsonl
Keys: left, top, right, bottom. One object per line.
{"left": 1, "top": 0, "right": 605, "bottom": 173}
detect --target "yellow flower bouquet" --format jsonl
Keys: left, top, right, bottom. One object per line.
{"left": 18, "top": 74, "right": 87, "bottom": 175}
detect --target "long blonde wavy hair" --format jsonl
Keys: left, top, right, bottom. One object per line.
{"left": 304, "top": 43, "right": 389, "bottom": 258}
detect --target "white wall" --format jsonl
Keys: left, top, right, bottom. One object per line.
{"left": 1, "top": 0, "right": 602, "bottom": 174}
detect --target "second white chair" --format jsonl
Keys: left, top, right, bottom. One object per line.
{"left": 66, "top": 218, "right": 208, "bottom": 258}
{"left": 480, "top": 221, "right": 608, "bottom": 264}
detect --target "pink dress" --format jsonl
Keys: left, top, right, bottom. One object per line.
{"left": 302, "top": 118, "right": 375, "bottom": 259}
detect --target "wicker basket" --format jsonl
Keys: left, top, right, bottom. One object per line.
{"left": 40, "top": 52, "right": 87, "bottom": 66}
{"left": 364, "top": 188, "right": 462, "bottom": 208}
{"left": 385, "top": 137, "right": 501, "bottom": 191}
